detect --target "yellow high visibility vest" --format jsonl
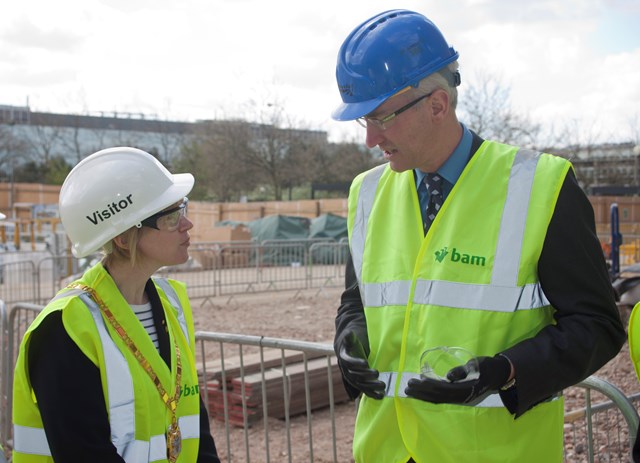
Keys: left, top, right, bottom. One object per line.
{"left": 13, "top": 263, "right": 202, "bottom": 463}
{"left": 347, "top": 141, "right": 571, "bottom": 462}
{"left": 628, "top": 303, "right": 640, "bottom": 380}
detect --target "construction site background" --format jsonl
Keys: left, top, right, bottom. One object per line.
{"left": 0, "top": 181, "right": 637, "bottom": 249}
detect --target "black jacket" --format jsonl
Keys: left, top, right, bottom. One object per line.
{"left": 335, "top": 133, "right": 626, "bottom": 416}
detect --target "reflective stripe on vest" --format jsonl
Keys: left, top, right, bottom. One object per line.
{"left": 154, "top": 278, "right": 190, "bottom": 345}
{"left": 351, "top": 164, "right": 387, "bottom": 298}
{"left": 363, "top": 279, "right": 549, "bottom": 311}
{"left": 13, "top": 415, "right": 200, "bottom": 462}
{"left": 17, "top": 278, "right": 196, "bottom": 462}
{"left": 352, "top": 149, "right": 549, "bottom": 311}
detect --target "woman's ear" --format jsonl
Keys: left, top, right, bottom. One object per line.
{"left": 113, "top": 234, "right": 129, "bottom": 251}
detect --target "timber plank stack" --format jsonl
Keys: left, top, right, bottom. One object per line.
{"left": 200, "top": 350, "right": 349, "bottom": 427}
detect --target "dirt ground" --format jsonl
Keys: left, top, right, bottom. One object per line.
{"left": 190, "top": 287, "right": 640, "bottom": 462}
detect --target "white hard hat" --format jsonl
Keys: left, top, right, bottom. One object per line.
{"left": 0, "top": 212, "right": 5, "bottom": 220}
{"left": 59, "top": 147, "right": 194, "bottom": 258}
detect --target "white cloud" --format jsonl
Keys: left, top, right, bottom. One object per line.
{"left": 0, "top": 0, "right": 638, "bottom": 144}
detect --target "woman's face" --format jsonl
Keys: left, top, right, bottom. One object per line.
{"left": 136, "top": 199, "right": 193, "bottom": 269}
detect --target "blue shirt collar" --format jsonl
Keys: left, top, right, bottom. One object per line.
{"left": 415, "top": 123, "right": 472, "bottom": 188}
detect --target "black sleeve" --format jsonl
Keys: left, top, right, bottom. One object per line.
{"left": 502, "top": 170, "right": 626, "bottom": 416}
{"left": 334, "top": 252, "right": 368, "bottom": 400}
{"left": 29, "top": 311, "right": 125, "bottom": 462}
{"left": 197, "top": 395, "right": 221, "bottom": 463}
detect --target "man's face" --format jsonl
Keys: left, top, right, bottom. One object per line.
{"left": 362, "top": 89, "right": 445, "bottom": 173}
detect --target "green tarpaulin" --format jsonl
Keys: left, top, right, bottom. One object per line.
{"left": 309, "top": 213, "right": 347, "bottom": 240}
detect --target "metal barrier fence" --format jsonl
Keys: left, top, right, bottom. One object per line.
{"left": 0, "top": 240, "right": 350, "bottom": 307}
{"left": 196, "top": 332, "right": 347, "bottom": 462}
{"left": 1, "top": 302, "right": 639, "bottom": 462}
{"left": 564, "top": 377, "right": 639, "bottom": 462}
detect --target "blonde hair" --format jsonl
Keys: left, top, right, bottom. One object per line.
{"left": 417, "top": 61, "right": 460, "bottom": 110}
{"left": 101, "top": 226, "right": 143, "bottom": 268}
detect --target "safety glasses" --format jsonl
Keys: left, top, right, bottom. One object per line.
{"left": 356, "top": 91, "right": 434, "bottom": 131}
{"left": 141, "top": 197, "right": 188, "bottom": 231}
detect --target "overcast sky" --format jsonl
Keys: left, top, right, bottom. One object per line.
{"left": 1, "top": 0, "right": 639, "bottom": 145}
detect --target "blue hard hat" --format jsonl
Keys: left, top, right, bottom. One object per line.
{"left": 332, "top": 10, "right": 459, "bottom": 121}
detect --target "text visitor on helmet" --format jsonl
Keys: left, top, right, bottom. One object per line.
{"left": 12, "top": 147, "right": 221, "bottom": 463}
{"left": 331, "top": 9, "right": 625, "bottom": 463}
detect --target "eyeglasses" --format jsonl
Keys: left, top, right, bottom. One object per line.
{"left": 356, "top": 91, "right": 434, "bottom": 130}
{"left": 141, "top": 198, "right": 188, "bottom": 231}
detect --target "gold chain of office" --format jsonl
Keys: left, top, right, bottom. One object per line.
{"left": 67, "top": 283, "right": 183, "bottom": 462}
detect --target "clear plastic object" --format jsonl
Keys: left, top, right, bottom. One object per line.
{"left": 420, "top": 346, "right": 480, "bottom": 382}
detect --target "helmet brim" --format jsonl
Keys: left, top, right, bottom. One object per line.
{"left": 331, "top": 94, "right": 390, "bottom": 121}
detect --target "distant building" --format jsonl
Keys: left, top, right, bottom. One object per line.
{"left": 4, "top": 103, "right": 637, "bottom": 196}
{"left": 0, "top": 104, "right": 327, "bottom": 170}
{"left": 555, "top": 142, "right": 640, "bottom": 195}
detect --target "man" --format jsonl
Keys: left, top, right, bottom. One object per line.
{"left": 332, "top": 9, "right": 626, "bottom": 463}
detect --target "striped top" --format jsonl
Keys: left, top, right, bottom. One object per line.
{"left": 130, "top": 302, "right": 159, "bottom": 351}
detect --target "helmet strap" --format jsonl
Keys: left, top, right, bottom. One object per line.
{"left": 439, "top": 68, "right": 461, "bottom": 87}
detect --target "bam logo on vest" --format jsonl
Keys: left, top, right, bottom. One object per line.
{"left": 86, "top": 194, "right": 134, "bottom": 225}
{"left": 435, "top": 246, "right": 486, "bottom": 266}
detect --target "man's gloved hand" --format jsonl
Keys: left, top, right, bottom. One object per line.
{"left": 405, "top": 355, "right": 512, "bottom": 404}
{"left": 336, "top": 331, "right": 386, "bottom": 400}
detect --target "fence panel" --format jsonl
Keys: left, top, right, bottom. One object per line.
{"left": 36, "top": 254, "right": 99, "bottom": 305}
{"left": 257, "top": 241, "right": 312, "bottom": 293}
{"left": 215, "top": 243, "right": 261, "bottom": 297}
{"left": 3, "top": 302, "right": 45, "bottom": 453}
{"left": 0, "top": 260, "right": 37, "bottom": 306}
{"left": 564, "top": 376, "right": 639, "bottom": 462}
{"left": 195, "top": 332, "right": 350, "bottom": 463}
{"left": 308, "top": 242, "right": 348, "bottom": 291}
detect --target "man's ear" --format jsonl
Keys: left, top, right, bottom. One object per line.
{"left": 429, "top": 89, "right": 450, "bottom": 121}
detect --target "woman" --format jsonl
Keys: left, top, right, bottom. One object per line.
{"left": 12, "top": 147, "right": 220, "bottom": 462}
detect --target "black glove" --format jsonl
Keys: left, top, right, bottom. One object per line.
{"left": 336, "top": 331, "right": 386, "bottom": 400}
{"left": 405, "top": 355, "right": 512, "bottom": 404}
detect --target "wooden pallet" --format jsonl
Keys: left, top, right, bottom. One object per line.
{"left": 204, "top": 355, "right": 349, "bottom": 427}
{"left": 198, "top": 349, "right": 325, "bottom": 382}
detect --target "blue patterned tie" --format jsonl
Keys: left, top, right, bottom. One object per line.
{"left": 423, "top": 173, "right": 443, "bottom": 233}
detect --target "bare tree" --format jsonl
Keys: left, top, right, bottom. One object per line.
{"left": 58, "top": 115, "right": 85, "bottom": 164}
{"left": 234, "top": 97, "right": 321, "bottom": 200}
{"left": 151, "top": 124, "right": 186, "bottom": 167}
{"left": 311, "top": 141, "right": 380, "bottom": 184}
{"left": 0, "top": 125, "right": 26, "bottom": 173}
{"left": 175, "top": 120, "right": 257, "bottom": 202}
{"left": 459, "top": 72, "right": 541, "bottom": 147}
{"left": 21, "top": 123, "right": 63, "bottom": 164}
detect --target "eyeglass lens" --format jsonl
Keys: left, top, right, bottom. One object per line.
{"left": 156, "top": 207, "right": 185, "bottom": 231}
